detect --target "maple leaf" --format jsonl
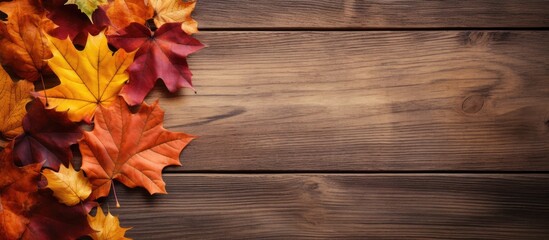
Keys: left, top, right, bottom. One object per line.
{"left": 13, "top": 100, "right": 82, "bottom": 170}
{"left": 43, "top": 163, "right": 92, "bottom": 206}
{"left": 34, "top": 31, "right": 135, "bottom": 123}
{"left": 0, "top": 147, "right": 41, "bottom": 240}
{"left": 22, "top": 190, "right": 93, "bottom": 240}
{"left": 65, "top": 0, "right": 107, "bottom": 22}
{"left": 150, "top": 0, "right": 198, "bottom": 35}
{"left": 45, "top": 0, "right": 110, "bottom": 46}
{"left": 0, "top": 9, "right": 54, "bottom": 81}
{"left": 103, "top": 0, "right": 153, "bottom": 35}
{"left": 0, "top": 0, "right": 42, "bottom": 22}
{"left": 80, "top": 98, "right": 195, "bottom": 201}
{"left": 108, "top": 22, "right": 204, "bottom": 105}
{"left": 0, "top": 64, "right": 34, "bottom": 141}
{"left": 88, "top": 206, "right": 131, "bottom": 240}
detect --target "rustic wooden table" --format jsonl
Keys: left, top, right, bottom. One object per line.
{"left": 111, "top": 1, "right": 549, "bottom": 239}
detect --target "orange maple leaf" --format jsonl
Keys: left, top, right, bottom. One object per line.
{"left": 0, "top": 9, "right": 54, "bottom": 81}
{"left": 150, "top": 0, "right": 198, "bottom": 34}
{"left": 0, "top": 0, "right": 42, "bottom": 22}
{"left": 103, "top": 0, "right": 153, "bottom": 35}
{"left": 80, "top": 98, "right": 195, "bottom": 201}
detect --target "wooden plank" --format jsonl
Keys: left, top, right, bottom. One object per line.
{"left": 110, "top": 174, "right": 549, "bottom": 239}
{"left": 155, "top": 31, "right": 549, "bottom": 171}
{"left": 194, "top": 1, "right": 549, "bottom": 29}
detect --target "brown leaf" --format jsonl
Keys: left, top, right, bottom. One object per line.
{"left": 0, "top": 64, "right": 34, "bottom": 142}
{"left": 0, "top": 9, "right": 53, "bottom": 81}
{"left": 0, "top": 0, "right": 42, "bottom": 22}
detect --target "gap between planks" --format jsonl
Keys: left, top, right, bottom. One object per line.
{"left": 198, "top": 27, "right": 549, "bottom": 32}
{"left": 163, "top": 171, "right": 549, "bottom": 175}
{"left": 156, "top": 31, "right": 549, "bottom": 172}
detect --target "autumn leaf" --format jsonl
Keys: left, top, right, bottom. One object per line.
{"left": 80, "top": 98, "right": 195, "bottom": 201}
{"left": 0, "top": 9, "right": 54, "bottom": 81}
{"left": 0, "top": 64, "right": 34, "bottom": 141}
{"left": 0, "top": 0, "right": 42, "bottom": 22}
{"left": 43, "top": 163, "right": 92, "bottom": 206}
{"left": 150, "top": 0, "right": 198, "bottom": 35}
{"left": 22, "top": 189, "right": 94, "bottom": 240}
{"left": 108, "top": 22, "right": 204, "bottom": 105}
{"left": 1, "top": 147, "right": 91, "bottom": 240}
{"left": 34, "top": 31, "right": 135, "bottom": 123}
{"left": 13, "top": 100, "right": 82, "bottom": 170}
{"left": 0, "top": 147, "right": 41, "bottom": 240}
{"left": 65, "top": 0, "right": 107, "bottom": 21}
{"left": 45, "top": 0, "right": 110, "bottom": 47}
{"left": 88, "top": 206, "right": 131, "bottom": 240}
{"left": 103, "top": 0, "right": 153, "bottom": 35}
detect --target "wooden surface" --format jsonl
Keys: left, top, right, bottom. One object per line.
{"left": 194, "top": 0, "right": 549, "bottom": 29}
{"left": 119, "top": 1, "right": 549, "bottom": 239}
{"left": 111, "top": 174, "right": 549, "bottom": 239}
{"left": 157, "top": 31, "right": 549, "bottom": 171}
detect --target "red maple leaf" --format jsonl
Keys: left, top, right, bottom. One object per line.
{"left": 13, "top": 100, "right": 82, "bottom": 171}
{"left": 43, "top": 0, "right": 109, "bottom": 46}
{"left": 22, "top": 190, "right": 93, "bottom": 240}
{"left": 108, "top": 22, "right": 204, "bottom": 105}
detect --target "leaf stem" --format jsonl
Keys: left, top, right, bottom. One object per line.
{"left": 111, "top": 181, "right": 121, "bottom": 208}
{"left": 40, "top": 74, "right": 49, "bottom": 106}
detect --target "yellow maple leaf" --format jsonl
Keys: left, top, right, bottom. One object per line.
{"left": 0, "top": 65, "right": 33, "bottom": 141}
{"left": 88, "top": 206, "right": 132, "bottom": 240}
{"left": 35, "top": 32, "right": 135, "bottom": 123}
{"left": 150, "top": 0, "right": 198, "bottom": 35}
{"left": 43, "top": 163, "right": 93, "bottom": 206}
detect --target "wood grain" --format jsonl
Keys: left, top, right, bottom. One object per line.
{"left": 194, "top": 1, "right": 549, "bottom": 29}
{"left": 110, "top": 174, "right": 549, "bottom": 239}
{"left": 151, "top": 31, "right": 549, "bottom": 171}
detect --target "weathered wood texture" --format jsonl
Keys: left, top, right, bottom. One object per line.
{"left": 109, "top": 1, "right": 549, "bottom": 239}
{"left": 155, "top": 31, "right": 549, "bottom": 171}
{"left": 112, "top": 174, "right": 549, "bottom": 239}
{"left": 194, "top": 1, "right": 549, "bottom": 29}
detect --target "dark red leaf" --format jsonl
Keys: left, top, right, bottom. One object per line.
{"left": 0, "top": 147, "right": 41, "bottom": 239}
{"left": 22, "top": 189, "right": 93, "bottom": 240}
{"left": 108, "top": 22, "right": 204, "bottom": 105}
{"left": 13, "top": 99, "right": 82, "bottom": 171}
{"left": 44, "top": 0, "right": 109, "bottom": 46}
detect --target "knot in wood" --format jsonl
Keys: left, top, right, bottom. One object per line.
{"left": 462, "top": 95, "right": 485, "bottom": 114}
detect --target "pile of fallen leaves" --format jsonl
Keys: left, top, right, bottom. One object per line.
{"left": 0, "top": 0, "right": 203, "bottom": 239}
